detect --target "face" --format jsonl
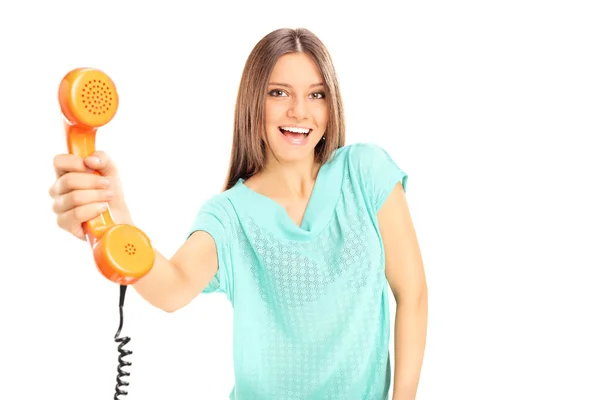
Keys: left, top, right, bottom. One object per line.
{"left": 264, "top": 52, "right": 329, "bottom": 164}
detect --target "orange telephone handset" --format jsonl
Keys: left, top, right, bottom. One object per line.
{"left": 58, "top": 67, "right": 155, "bottom": 285}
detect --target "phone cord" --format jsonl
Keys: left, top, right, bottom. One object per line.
{"left": 114, "top": 284, "right": 133, "bottom": 399}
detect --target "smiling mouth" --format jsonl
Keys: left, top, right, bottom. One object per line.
{"left": 279, "top": 126, "right": 312, "bottom": 140}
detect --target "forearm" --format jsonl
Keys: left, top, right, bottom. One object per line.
{"left": 114, "top": 208, "right": 205, "bottom": 313}
{"left": 132, "top": 249, "right": 189, "bottom": 312}
{"left": 392, "top": 290, "right": 428, "bottom": 400}
{"left": 113, "top": 213, "right": 191, "bottom": 312}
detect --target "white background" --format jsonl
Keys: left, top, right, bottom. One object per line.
{"left": 1, "top": 0, "right": 598, "bottom": 399}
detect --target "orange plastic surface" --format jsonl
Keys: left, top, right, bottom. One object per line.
{"left": 58, "top": 67, "right": 154, "bottom": 285}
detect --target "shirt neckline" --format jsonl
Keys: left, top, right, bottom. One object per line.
{"left": 231, "top": 149, "right": 345, "bottom": 241}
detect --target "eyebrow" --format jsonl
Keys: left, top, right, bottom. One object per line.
{"left": 269, "top": 82, "right": 324, "bottom": 88}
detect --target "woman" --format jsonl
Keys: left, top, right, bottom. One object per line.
{"left": 49, "top": 28, "right": 428, "bottom": 400}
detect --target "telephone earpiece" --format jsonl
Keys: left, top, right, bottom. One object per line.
{"left": 58, "top": 67, "right": 155, "bottom": 285}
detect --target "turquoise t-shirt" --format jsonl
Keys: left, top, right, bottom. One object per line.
{"left": 188, "top": 142, "right": 408, "bottom": 400}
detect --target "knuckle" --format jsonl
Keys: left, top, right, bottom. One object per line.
{"left": 59, "top": 174, "right": 72, "bottom": 190}
{"left": 72, "top": 206, "right": 86, "bottom": 221}
{"left": 53, "top": 154, "right": 64, "bottom": 167}
{"left": 62, "top": 173, "right": 83, "bottom": 191}
{"left": 69, "top": 191, "right": 84, "bottom": 206}
{"left": 51, "top": 199, "right": 61, "bottom": 214}
{"left": 54, "top": 153, "right": 76, "bottom": 171}
{"left": 56, "top": 214, "right": 69, "bottom": 231}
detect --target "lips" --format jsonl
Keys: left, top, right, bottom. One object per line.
{"left": 278, "top": 126, "right": 312, "bottom": 145}
{"left": 279, "top": 126, "right": 312, "bottom": 137}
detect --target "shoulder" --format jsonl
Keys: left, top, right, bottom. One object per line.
{"left": 335, "top": 142, "right": 408, "bottom": 211}
{"left": 349, "top": 141, "right": 391, "bottom": 160}
{"left": 333, "top": 142, "right": 400, "bottom": 174}
{"left": 198, "top": 189, "right": 236, "bottom": 216}
{"left": 188, "top": 186, "right": 241, "bottom": 239}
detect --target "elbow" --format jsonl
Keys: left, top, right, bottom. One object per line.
{"left": 157, "top": 300, "right": 187, "bottom": 313}
{"left": 157, "top": 294, "right": 197, "bottom": 313}
{"left": 139, "top": 295, "right": 185, "bottom": 314}
{"left": 393, "top": 282, "right": 428, "bottom": 306}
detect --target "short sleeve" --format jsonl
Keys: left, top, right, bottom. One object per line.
{"left": 186, "top": 195, "right": 235, "bottom": 302}
{"left": 350, "top": 143, "right": 408, "bottom": 212}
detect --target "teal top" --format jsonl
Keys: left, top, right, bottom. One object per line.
{"left": 187, "top": 142, "right": 408, "bottom": 399}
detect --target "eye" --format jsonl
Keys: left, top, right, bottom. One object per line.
{"left": 268, "top": 89, "right": 288, "bottom": 97}
{"left": 310, "top": 92, "right": 326, "bottom": 99}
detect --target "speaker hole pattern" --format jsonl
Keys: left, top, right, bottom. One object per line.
{"left": 124, "top": 243, "right": 136, "bottom": 256}
{"left": 80, "top": 79, "right": 113, "bottom": 115}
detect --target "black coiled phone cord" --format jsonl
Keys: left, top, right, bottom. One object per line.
{"left": 114, "top": 284, "right": 133, "bottom": 399}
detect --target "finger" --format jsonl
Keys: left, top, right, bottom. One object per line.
{"left": 56, "top": 202, "right": 108, "bottom": 231}
{"left": 84, "top": 151, "right": 118, "bottom": 177}
{"left": 53, "top": 154, "right": 89, "bottom": 179}
{"left": 51, "top": 173, "right": 110, "bottom": 197}
{"left": 52, "top": 189, "right": 114, "bottom": 214}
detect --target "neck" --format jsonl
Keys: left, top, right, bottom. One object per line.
{"left": 255, "top": 153, "right": 320, "bottom": 200}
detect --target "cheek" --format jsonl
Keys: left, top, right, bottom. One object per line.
{"left": 265, "top": 103, "right": 285, "bottom": 125}
{"left": 264, "top": 106, "right": 275, "bottom": 125}
{"left": 316, "top": 105, "right": 329, "bottom": 127}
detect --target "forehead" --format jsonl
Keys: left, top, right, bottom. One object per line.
{"left": 269, "top": 53, "right": 323, "bottom": 87}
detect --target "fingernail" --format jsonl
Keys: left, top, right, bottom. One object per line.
{"left": 90, "top": 156, "right": 101, "bottom": 164}
{"left": 100, "top": 178, "right": 110, "bottom": 187}
{"left": 106, "top": 191, "right": 114, "bottom": 198}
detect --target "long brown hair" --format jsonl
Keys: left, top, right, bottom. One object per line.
{"left": 222, "top": 28, "right": 346, "bottom": 191}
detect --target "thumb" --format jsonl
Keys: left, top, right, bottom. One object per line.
{"left": 83, "top": 151, "right": 118, "bottom": 177}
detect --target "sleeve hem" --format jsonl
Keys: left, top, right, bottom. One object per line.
{"left": 375, "top": 171, "right": 408, "bottom": 212}
{"left": 187, "top": 225, "right": 231, "bottom": 302}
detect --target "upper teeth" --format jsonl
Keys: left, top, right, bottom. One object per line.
{"left": 281, "top": 127, "right": 310, "bottom": 134}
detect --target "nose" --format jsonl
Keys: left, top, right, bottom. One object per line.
{"left": 287, "top": 97, "right": 308, "bottom": 120}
